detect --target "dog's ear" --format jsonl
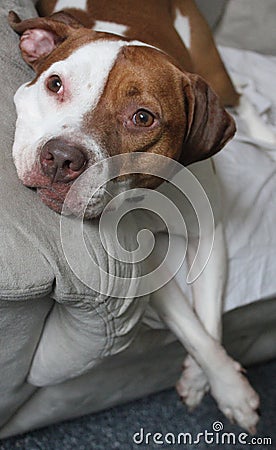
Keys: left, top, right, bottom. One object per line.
{"left": 179, "top": 73, "right": 236, "bottom": 166}
{"left": 8, "top": 11, "right": 83, "bottom": 70}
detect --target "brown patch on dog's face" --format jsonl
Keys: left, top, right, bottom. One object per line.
{"left": 82, "top": 45, "right": 235, "bottom": 189}
{"left": 82, "top": 46, "right": 187, "bottom": 189}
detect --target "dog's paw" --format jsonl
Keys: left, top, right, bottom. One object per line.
{"left": 176, "top": 356, "right": 209, "bottom": 410}
{"left": 209, "top": 360, "right": 260, "bottom": 434}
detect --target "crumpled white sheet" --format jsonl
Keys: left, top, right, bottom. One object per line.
{"left": 220, "top": 46, "right": 276, "bottom": 148}
{"left": 214, "top": 46, "right": 276, "bottom": 311}
{"left": 150, "top": 46, "right": 276, "bottom": 318}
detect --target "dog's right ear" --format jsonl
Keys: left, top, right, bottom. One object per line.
{"left": 8, "top": 11, "right": 83, "bottom": 71}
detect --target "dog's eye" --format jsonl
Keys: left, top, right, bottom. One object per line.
{"left": 132, "top": 110, "right": 155, "bottom": 127}
{"left": 46, "top": 75, "right": 63, "bottom": 93}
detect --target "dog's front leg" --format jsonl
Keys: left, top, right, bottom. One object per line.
{"left": 151, "top": 265, "right": 259, "bottom": 433}
{"left": 177, "top": 222, "right": 227, "bottom": 409}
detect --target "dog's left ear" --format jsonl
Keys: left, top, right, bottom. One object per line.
{"left": 8, "top": 11, "right": 83, "bottom": 71}
{"left": 179, "top": 73, "right": 236, "bottom": 166}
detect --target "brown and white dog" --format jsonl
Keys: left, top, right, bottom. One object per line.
{"left": 9, "top": 0, "right": 259, "bottom": 432}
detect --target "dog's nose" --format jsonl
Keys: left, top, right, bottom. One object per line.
{"left": 40, "top": 139, "right": 88, "bottom": 183}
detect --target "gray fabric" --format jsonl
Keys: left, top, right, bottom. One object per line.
{"left": 0, "top": 0, "right": 149, "bottom": 390}
{"left": 216, "top": 0, "right": 276, "bottom": 55}
{"left": 0, "top": 297, "right": 52, "bottom": 430}
{"left": 0, "top": 0, "right": 52, "bottom": 300}
{"left": 0, "top": 298, "right": 275, "bottom": 439}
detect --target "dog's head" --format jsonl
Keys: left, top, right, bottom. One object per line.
{"left": 9, "top": 11, "right": 235, "bottom": 218}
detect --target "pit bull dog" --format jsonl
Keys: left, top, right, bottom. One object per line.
{"left": 9, "top": 0, "right": 259, "bottom": 433}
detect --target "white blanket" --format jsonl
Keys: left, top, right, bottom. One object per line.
{"left": 154, "top": 46, "right": 276, "bottom": 315}
{"left": 217, "top": 46, "right": 276, "bottom": 311}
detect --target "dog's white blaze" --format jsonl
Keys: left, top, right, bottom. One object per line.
{"left": 93, "top": 20, "right": 128, "bottom": 37}
{"left": 174, "top": 8, "right": 191, "bottom": 50}
{"left": 53, "top": 0, "right": 87, "bottom": 12}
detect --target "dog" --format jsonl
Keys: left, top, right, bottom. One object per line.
{"left": 9, "top": 0, "right": 259, "bottom": 433}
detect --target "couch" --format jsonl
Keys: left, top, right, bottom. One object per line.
{"left": 0, "top": 0, "right": 275, "bottom": 438}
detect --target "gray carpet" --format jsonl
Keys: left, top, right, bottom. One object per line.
{"left": 0, "top": 360, "right": 275, "bottom": 450}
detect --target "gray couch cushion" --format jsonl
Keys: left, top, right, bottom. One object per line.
{"left": 0, "top": 0, "right": 94, "bottom": 302}
{"left": 0, "top": 0, "right": 53, "bottom": 300}
{"left": 0, "top": 0, "right": 149, "bottom": 387}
